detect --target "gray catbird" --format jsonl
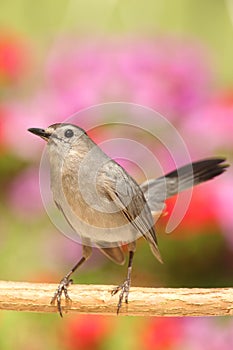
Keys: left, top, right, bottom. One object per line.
{"left": 28, "top": 123, "right": 228, "bottom": 316}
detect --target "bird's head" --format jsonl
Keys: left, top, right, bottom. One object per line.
{"left": 28, "top": 123, "right": 87, "bottom": 150}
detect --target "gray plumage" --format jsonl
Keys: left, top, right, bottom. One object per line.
{"left": 28, "top": 123, "right": 228, "bottom": 316}
{"left": 141, "top": 158, "right": 228, "bottom": 214}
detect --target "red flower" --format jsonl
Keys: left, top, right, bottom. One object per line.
{"left": 61, "top": 315, "right": 113, "bottom": 350}
{"left": 0, "top": 31, "right": 30, "bottom": 83}
{"left": 141, "top": 317, "right": 183, "bottom": 350}
{"left": 163, "top": 186, "right": 219, "bottom": 235}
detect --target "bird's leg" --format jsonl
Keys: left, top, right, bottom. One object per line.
{"left": 51, "top": 245, "right": 92, "bottom": 317}
{"left": 111, "top": 249, "right": 135, "bottom": 314}
{"left": 50, "top": 257, "right": 84, "bottom": 316}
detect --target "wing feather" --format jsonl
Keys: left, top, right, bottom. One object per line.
{"left": 98, "top": 162, "right": 163, "bottom": 263}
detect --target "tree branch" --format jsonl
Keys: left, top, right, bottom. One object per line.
{"left": 0, "top": 281, "right": 232, "bottom": 316}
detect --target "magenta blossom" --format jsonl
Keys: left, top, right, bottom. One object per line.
{"left": 182, "top": 317, "right": 233, "bottom": 350}
{"left": 2, "top": 37, "right": 211, "bottom": 160}
{"left": 214, "top": 174, "right": 233, "bottom": 247}
{"left": 182, "top": 92, "right": 233, "bottom": 153}
{"left": 1, "top": 101, "right": 64, "bottom": 160}
{"left": 46, "top": 37, "right": 211, "bottom": 119}
{"left": 7, "top": 166, "right": 44, "bottom": 218}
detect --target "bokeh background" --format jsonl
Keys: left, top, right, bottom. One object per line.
{"left": 1, "top": 1, "right": 233, "bottom": 349}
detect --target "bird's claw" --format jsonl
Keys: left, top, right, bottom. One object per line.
{"left": 50, "top": 277, "right": 73, "bottom": 317}
{"left": 111, "top": 279, "right": 130, "bottom": 314}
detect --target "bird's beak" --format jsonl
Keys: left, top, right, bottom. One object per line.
{"left": 28, "top": 128, "right": 51, "bottom": 141}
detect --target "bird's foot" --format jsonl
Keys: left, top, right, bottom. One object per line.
{"left": 111, "top": 278, "right": 130, "bottom": 314}
{"left": 50, "top": 276, "right": 73, "bottom": 317}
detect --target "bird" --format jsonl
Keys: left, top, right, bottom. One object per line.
{"left": 28, "top": 123, "right": 228, "bottom": 316}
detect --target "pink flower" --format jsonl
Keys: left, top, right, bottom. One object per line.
{"left": 0, "top": 105, "right": 6, "bottom": 150}
{"left": 2, "top": 37, "right": 212, "bottom": 160}
{"left": 214, "top": 175, "right": 233, "bottom": 247}
{"left": 179, "top": 91, "right": 233, "bottom": 247}
{"left": 182, "top": 318, "right": 233, "bottom": 350}
{"left": 46, "top": 37, "right": 211, "bottom": 119}
{"left": 7, "top": 167, "right": 44, "bottom": 218}
{"left": 117, "top": 39, "right": 211, "bottom": 118}
{"left": 182, "top": 91, "right": 233, "bottom": 152}
{"left": 1, "top": 101, "right": 64, "bottom": 160}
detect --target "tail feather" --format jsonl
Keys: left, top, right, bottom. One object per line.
{"left": 141, "top": 157, "right": 229, "bottom": 213}
{"left": 164, "top": 158, "right": 229, "bottom": 198}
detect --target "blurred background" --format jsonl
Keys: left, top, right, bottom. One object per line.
{"left": 1, "top": 0, "right": 233, "bottom": 349}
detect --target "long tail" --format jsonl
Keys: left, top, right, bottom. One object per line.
{"left": 141, "top": 158, "right": 229, "bottom": 212}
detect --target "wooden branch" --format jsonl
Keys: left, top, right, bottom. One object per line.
{"left": 0, "top": 281, "right": 232, "bottom": 316}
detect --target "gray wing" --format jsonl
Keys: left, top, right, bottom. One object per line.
{"left": 141, "top": 158, "right": 228, "bottom": 213}
{"left": 98, "top": 161, "right": 163, "bottom": 263}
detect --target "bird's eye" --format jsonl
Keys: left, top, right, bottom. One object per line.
{"left": 64, "top": 129, "right": 74, "bottom": 138}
